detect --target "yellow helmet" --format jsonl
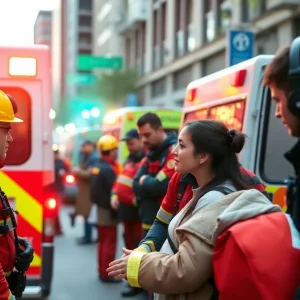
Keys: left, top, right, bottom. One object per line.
{"left": 97, "top": 135, "right": 118, "bottom": 152}
{"left": 0, "top": 90, "right": 23, "bottom": 123}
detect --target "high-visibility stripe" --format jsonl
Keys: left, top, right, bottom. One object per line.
{"left": 117, "top": 175, "right": 133, "bottom": 187}
{"left": 142, "top": 223, "right": 152, "bottom": 230}
{"left": 5, "top": 270, "right": 12, "bottom": 277}
{"left": 30, "top": 253, "right": 41, "bottom": 267}
{"left": 143, "top": 241, "right": 156, "bottom": 252}
{"left": 156, "top": 171, "right": 167, "bottom": 182}
{"left": 266, "top": 185, "right": 287, "bottom": 212}
{"left": 156, "top": 207, "right": 172, "bottom": 224}
{"left": 0, "top": 172, "right": 42, "bottom": 233}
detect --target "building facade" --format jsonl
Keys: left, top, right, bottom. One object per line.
{"left": 34, "top": 10, "right": 52, "bottom": 47}
{"left": 52, "top": 0, "right": 93, "bottom": 111}
{"left": 93, "top": 0, "right": 125, "bottom": 58}
{"left": 116, "top": 0, "right": 300, "bottom": 107}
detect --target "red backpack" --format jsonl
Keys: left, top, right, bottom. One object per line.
{"left": 213, "top": 212, "right": 300, "bottom": 300}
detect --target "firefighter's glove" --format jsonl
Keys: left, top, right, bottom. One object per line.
{"left": 7, "top": 270, "right": 26, "bottom": 298}
{"left": 15, "top": 237, "right": 34, "bottom": 272}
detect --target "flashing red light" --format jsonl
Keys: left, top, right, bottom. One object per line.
{"left": 45, "top": 198, "right": 57, "bottom": 210}
{"left": 231, "top": 69, "right": 247, "bottom": 87}
{"left": 65, "top": 174, "right": 75, "bottom": 184}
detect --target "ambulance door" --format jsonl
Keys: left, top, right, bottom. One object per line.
{"left": 254, "top": 86, "right": 298, "bottom": 209}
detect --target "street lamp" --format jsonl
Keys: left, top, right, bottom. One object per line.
{"left": 56, "top": 126, "right": 65, "bottom": 135}
{"left": 81, "top": 109, "right": 90, "bottom": 119}
{"left": 90, "top": 107, "right": 100, "bottom": 118}
{"left": 49, "top": 109, "right": 56, "bottom": 120}
{"left": 64, "top": 123, "right": 76, "bottom": 133}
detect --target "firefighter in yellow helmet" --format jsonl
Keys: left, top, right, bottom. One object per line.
{"left": 90, "top": 135, "right": 122, "bottom": 283}
{"left": 0, "top": 90, "right": 34, "bottom": 300}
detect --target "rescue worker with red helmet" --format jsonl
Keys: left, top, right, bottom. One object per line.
{"left": 90, "top": 135, "right": 122, "bottom": 283}
{"left": 110, "top": 129, "right": 145, "bottom": 297}
{"left": 0, "top": 90, "right": 34, "bottom": 299}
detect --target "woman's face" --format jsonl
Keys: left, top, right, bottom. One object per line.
{"left": 172, "top": 126, "right": 205, "bottom": 174}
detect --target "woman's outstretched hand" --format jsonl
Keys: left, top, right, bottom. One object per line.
{"left": 107, "top": 248, "right": 133, "bottom": 279}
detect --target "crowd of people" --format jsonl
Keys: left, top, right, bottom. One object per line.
{"left": 57, "top": 45, "right": 300, "bottom": 300}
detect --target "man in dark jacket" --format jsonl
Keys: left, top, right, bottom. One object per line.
{"left": 133, "top": 112, "right": 177, "bottom": 237}
{"left": 54, "top": 149, "right": 70, "bottom": 235}
{"left": 263, "top": 41, "right": 300, "bottom": 299}
{"left": 90, "top": 135, "right": 122, "bottom": 283}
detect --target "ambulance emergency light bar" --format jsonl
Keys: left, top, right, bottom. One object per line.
{"left": 9, "top": 57, "right": 37, "bottom": 77}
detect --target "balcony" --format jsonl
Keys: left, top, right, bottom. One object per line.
{"left": 78, "top": 42, "right": 92, "bottom": 51}
{"left": 267, "top": 0, "right": 299, "bottom": 10}
{"left": 78, "top": 25, "right": 91, "bottom": 34}
{"left": 117, "top": 0, "right": 147, "bottom": 34}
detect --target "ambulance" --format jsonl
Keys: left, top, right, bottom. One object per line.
{"left": 0, "top": 45, "right": 56, "bottom": 297}
{"left": 183, "top": 55, "right": 298, "bottom": 210}
{"left": 102, "top": 106, "right": 182, "bottom": 163}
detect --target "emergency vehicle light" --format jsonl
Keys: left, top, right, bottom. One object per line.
{"left": 127, "top": 112, "right": 134, "bottom": 120}
{"left": 9, "top": 57, "right": 37, "bottom": 76}
{"left": 45, "top": 198, "right": 57, "bottom": 210}
{"left": 231, "top": 69, "right": 246, "bottom": 87}
{"left": 65, "top": 174, "right": 75, "bottom": 184}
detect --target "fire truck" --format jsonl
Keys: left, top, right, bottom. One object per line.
{"left": 183, "top": 55, "right": 298, "bottom": 210}
{"left": 0, "top": 45, "right": 56, "bottom": 297}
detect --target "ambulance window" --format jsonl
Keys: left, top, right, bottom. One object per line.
{"left": 0, "top": 87, "right": 31, "bottom": 165}
{"left": 208, "top": 100, "right": 246, "bottom": 131}
{"left": 260, "top": 90, "right": 297, "bottom": 182}
{"left": 184, "top": 109, "right": 208, "bottom": 123}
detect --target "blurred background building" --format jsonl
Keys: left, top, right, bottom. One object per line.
{"left": 44, "top": 0, "right": 300, "bottom": 113}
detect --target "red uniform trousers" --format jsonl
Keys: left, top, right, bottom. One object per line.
{"left": 123, "top": 221, "right": 142, "bottom": 250}
{"left": 97, "top": 226, "right": 117, "bottom": 278}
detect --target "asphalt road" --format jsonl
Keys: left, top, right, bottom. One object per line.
{"left": 43, "top": 205, "right": 146, "bottom": 300}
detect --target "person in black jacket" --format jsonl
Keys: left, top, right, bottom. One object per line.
{"left": 132, "top": 113, "right": 177, "bottom": 238}
{"left": 263, "top": 41, "right": 300, "bottom": 300}
{"left": 90, "top": 135, "right": 122, "bottom": 283}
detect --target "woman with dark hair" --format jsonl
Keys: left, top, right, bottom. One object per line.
{"left": 107, "top": 120, "right": 278, "bottom": 300}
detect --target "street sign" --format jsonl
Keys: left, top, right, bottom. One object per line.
{"left": 67, "top": 73, "right": 97, "bottom": 86}
{"left": 78, "top": 55, "right": 123, "bottom": 71}
{"left": 126, "top": 93, "right": 138, "bottom": 106}
{"left": 227, "top": 29, "right": 254, "bottom": 66}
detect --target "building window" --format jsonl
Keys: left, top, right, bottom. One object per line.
{"left": 153, "top": 2, "right": 167, "bottom": 69}
{"left": 186, "top": 0, "right": 195, "bottom": 52}
{"left": 242, "top": 0, "right": 266, "bottom": 22}
{"left": 79, "top": 0, "right": 92, "bottom": 10}
{"left": 294, "top": 18, "right": 300, "bottom": 37}
{"left": 79, "top": 16, "right": 92, "bottom": 27}
{"left": 175, "top": 0, "right": 184, "bottom": 57}
{"left": 125, "top": 37, "right": 131, "bottom": 67}
{"left": 161, "top": 2, "right": 167, "bottom": 65}
{"left": 205, "top": 0, "right": 215, "bottom": 43}
{"left": 173, "top": 66, "right": 192, "bottom": 91}
{"left": 135, "top": 23, "right": 146, "bottom": 76}
{"left": 151, "top": 78, "right": 166, "bottom": 97}
{"left": 217, "top": 0, "right": 232, "bottom": 36}
{"left": 203, "top": 51, "right": 225, "bottom": 76}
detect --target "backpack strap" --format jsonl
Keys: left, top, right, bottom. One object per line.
{"left": 167, "top": 185, "right": 234, "bottom": 254}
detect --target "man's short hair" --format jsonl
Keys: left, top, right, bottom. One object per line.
{"left": 263, "top": 46, "right": 290, "bottom": 92}
{"left": 137, "top": 112, "right": 162, "bottom": 130}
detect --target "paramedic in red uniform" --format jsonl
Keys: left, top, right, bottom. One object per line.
{"left": 110, "top": 129, "right": 145, "bottom": 297}
{"left": 132, "top": 113, "right": 177, "bottom": 238}
{"left": 90, "top": 135, "right": 122, "bottom": 283}
{"left": 0, "top": 91, "right": 34, "bottom": 299}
